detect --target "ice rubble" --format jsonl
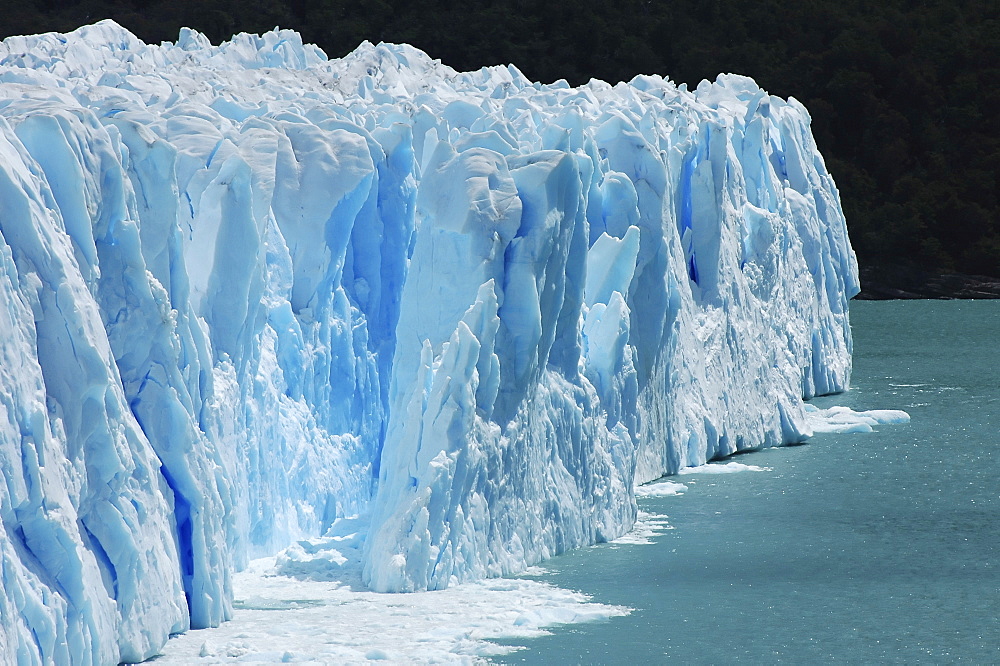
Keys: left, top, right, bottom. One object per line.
{"left": 804, "top": 404, "right": 911, "bottom": 434}
{"left": 0, "top": 20, "right": 860, "bottom": 662}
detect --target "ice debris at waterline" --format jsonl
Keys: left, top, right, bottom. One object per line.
{"left": 805, "top": 404, "right": 911, "bottom": 434}
{"left": 0, "top": 20, "right": 871, "bottom": 663}
{"left": 155, "top": 544, "right": 630, "bottom": 663}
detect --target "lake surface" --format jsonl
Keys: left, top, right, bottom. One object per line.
{"left": 496, "top": 300, "right": 1000, "bottom": 663}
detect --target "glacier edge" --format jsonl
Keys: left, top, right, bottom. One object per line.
{"left": 0, "top": 20, "right": 857, "bottom": 662}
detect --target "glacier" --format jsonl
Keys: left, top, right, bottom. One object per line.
{"left": 0, "top": 20, "right": 859, "bottom": 663}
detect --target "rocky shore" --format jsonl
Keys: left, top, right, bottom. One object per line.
{"left": 856, "top": 265, "right": 1000, "bottom": 300}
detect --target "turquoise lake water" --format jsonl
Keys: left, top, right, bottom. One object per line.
{"left": 497, "top": 300, "right": 1000, "bottom": 663}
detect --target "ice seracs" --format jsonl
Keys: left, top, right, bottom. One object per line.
{"left": 2, "top": 20, "right": 864, "bottom": 662}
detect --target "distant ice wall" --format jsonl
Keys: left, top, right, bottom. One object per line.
{"left": 0, "top": 21, "right": 857, "bottom": 661}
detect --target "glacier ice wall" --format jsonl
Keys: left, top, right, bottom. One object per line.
{"left": 0, "top": 20, "right": 857, "bottom": 661}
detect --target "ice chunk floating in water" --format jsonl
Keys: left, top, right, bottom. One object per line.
{"left": 805, "top": 404, "right": 911, "bottom": 434}
{"left": 635, "top": 481, "right": 688, "bottom": 497}
{"left": 677, "top": 461, "right": 774, "bottom": 474}
{"left": 0, "top": 19, "right": 885, "bottom": 662}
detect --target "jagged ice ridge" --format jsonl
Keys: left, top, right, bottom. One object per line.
{"left": 0, "top": 21, "right": 859, "bottom": 663}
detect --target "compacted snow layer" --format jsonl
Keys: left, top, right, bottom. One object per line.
{"left": 0, "top": 21, "right": 860, "bottom": 662}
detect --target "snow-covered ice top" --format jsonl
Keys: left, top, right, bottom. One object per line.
{"left": 0, "top": 20, "right": 859, "bottom": 663}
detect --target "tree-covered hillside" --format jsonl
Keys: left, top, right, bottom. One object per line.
{"left": 3, "top": 0, "right": 998, "bottom": 289}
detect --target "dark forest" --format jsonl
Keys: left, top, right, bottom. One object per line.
{"left": 3, "top": 0, "right": 998, "bottom": 294}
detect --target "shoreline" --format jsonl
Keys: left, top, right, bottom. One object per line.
{"left": 855, "top": 266, "right": 1000, "bottom": 300}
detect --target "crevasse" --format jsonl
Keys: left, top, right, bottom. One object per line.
{"left": 0, "top": 21, "right": 857, "bottom": 663}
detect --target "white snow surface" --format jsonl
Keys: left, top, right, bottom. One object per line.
{"left": 0, "top": 20, "right": 867, "bottom": 663}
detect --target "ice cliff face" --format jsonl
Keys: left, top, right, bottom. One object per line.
{"left": 0, "top": 20, "right": 858, "bottom": 662}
